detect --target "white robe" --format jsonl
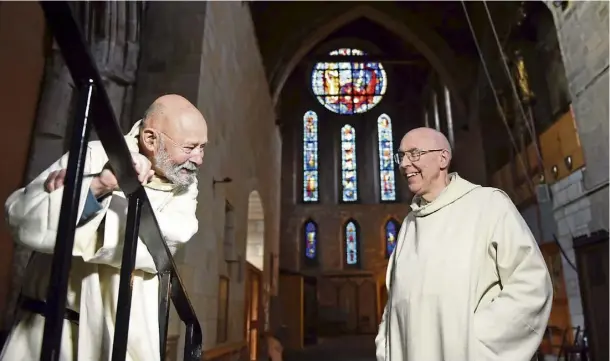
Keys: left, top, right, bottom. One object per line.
{"left": 375, "top": 173, "right": 553, "bottom": 361}
{"left": 1, "top": 122, "right": 199, "bottom": 361}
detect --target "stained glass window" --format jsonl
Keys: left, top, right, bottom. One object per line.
{"left": 311, "top": 48, "right": 387, "bottom": 115}
{"left": 304, "top": 220, "right": 318, "bottom": 261}
{"left": 385, "top": 219, "right": 399, "bottom": 258}
{"left": 345, "top": 220, "right": 359, "bottom": 266}
{"left": 341, "top": 124, "right": 357, "bottom": 202}
{"left": 303, "top": 111, "right": 319, "bottom": 202}
{"left": 377, "top": 114, "right": 396, "bottom": 201}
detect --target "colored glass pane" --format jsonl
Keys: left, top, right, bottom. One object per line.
{"left": 304, "top": 221, "right": 317, "bottom": 260}
{"left": 303, "top": 111, "right": 319, "bottom": 202}
{"left": 377, "top": 114, "right": 396, "bottom": 201}
{"left": 345, "top": 221, "right": 358, "bottom": 265}
{"left": 341, "top": 124, "right": 357, "bottom": 202}
{"left": 385, "top": 220, "right": 398, "bottom": 257}
{"left": 311, "top": 48, "right": 387, "bottom": 115}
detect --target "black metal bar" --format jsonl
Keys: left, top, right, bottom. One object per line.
{"left": 111, "top": 190, "right": 145, "bottom": 361}
{"left": 39, "top": 2, "right": 203, "bottom": 360}
{"left": 158, "top": 272, "right": 171, "bottom": 359}
{"left": 183, "top": 323, "right": 202, "bottom": 361}
{"left": 39, "top": 79, "right": 95, "bottom": 361}
{"left": 171, "top": 275, "right": 203, "bottom": 361}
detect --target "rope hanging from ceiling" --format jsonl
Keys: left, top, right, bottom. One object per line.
{"left": 461, "top": 1, "right": 578, "bottom": 271}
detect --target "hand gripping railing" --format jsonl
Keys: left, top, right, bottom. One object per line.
{"left": 36, "top": 2, "right": 203, "bottom": 361}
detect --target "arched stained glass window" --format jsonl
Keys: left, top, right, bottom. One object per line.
{"left": 341, "top": 124, "right": 357, "bottom": 202}
{"left": 303, "top": 111, "right": 319, "bottom": 202}
{"left": 344, "top": 220, "right": 360, "bottom": 267}
{"left": 304, "top": 220, "right": 318, "bottom": 262}
{"left": 377, "top": 114, "right": 396, "bottom": 201}
{"left": 311, "top": 48, "right": 387, "bottom": 115}
{"left": 385, "top": 219, "right": 400, "bottom": 258}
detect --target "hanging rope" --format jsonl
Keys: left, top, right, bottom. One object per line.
{"left": 461, "top": 1, "right": 582, "bottom": 271}
{"left": 482, "top": 2, "right": 547, "bottom": 174}
{"left": 459, "top": 1, "right": 537, "bottom": 195}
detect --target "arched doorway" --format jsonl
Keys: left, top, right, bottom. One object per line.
{"left": 246, "top": 191, "right": 265, "bottom": 270}
{"left": 245, "top": 191, "right": 264, "bottom": 361}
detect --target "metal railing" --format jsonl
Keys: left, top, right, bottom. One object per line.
{"left": 36, "top": 2, "right": 203, "bottom": 360}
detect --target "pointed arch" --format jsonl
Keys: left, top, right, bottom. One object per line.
{"left": 341, "top": 124, "right": 358, "bottom": 202}
{"left": 303, "top": 110, "right": 319, "bottom": 202}
{"left": 377, "top": 114, "right": 397, "bottom": 201}
{"left": 384, "top": 218, "right": 400, "bottom": 258}
{"left": 303, "top": 219, "right": 319, "bottom": 266}
{"left": 344, "top": 219, "right": 361, "bottom": 268}
{"left": 270, "top": 5, "right": 468, "bottom": 118}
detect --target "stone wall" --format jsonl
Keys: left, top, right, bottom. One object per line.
{"left": 551, "top": 1, "right": 609, "bottom": 190}
{"left": 546, "top": 0, "right": 610, "bottom": 329}
{"left": 133, "top": 2, "right": 281, "bottom": 358}
{"left": 277, "top": 60, "right": 417, "bottom": 274}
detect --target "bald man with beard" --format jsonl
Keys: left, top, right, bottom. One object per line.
{"left": 375, "top": 128, "right": 552, "bottom": 361}
{"left": 2, "top": 94, "right": 207, "bottom": 360}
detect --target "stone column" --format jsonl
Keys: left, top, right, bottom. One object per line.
{"left": 3, "top": 1, "right": 144, "bottom": 330}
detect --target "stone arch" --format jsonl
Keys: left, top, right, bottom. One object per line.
{"left": 270, "top": 4, "right": 469, "bottom": 117}
{"left": 246, "top": 190, "right": 265, "bottom": 270}
{"left": 312, "top": 37, "right": 385, "bottom": 57}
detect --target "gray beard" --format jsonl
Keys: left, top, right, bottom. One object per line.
{"left": 154, "top": 140, "right": 198, "bottom": 187}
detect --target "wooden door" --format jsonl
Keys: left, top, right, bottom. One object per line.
{"left": 245, "top": 263, "right": 262, "bottom": 361}
{"left": 539, "top": 242, "right": 571, "bottom": 354}
{"left": 302, "top": 276, "right": 318, "bottom": 346}
{"left": 574, "top": 231, "right": 609, "bottom": 361}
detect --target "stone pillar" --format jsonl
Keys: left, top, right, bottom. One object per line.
{"left": 4, "top": 1, "right": 144, "bottom": 330}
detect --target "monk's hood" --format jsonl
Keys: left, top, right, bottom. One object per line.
{"left": 125, "top": 119, "right": 143, "bottom": 153}
{"left": 122, "top": 119, "right": 180, "bottom": 192}
{"left": 410, "top": 173, "right": 480, "bottom": 217}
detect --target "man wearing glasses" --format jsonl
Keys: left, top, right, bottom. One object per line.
{"left": 3, "top": 94, "right": 207, "bottom": 360}
{"left": 375, "top": 127, "right": 552, "bottom": 361}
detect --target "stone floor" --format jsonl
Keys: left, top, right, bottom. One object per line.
{"left": 282, "top": 335, "right": 376, "bottom": 361}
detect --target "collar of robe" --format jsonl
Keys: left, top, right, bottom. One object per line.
{"left": 410, "top": 172, "right": 481, "bottom": 217}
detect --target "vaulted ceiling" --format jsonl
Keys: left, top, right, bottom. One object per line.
{"left": 248, "top": 1, "right": 525, "bottom": 113}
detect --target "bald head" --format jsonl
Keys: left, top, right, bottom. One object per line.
{"left": 142, "top": 94, "right": 206, "bottom": 132}
{"left": 139, "top": 94, "right": 208, "bottom": 187}
{"left": 398, "top": 127, "right": 452, "bottom": 201}
{"left": 401, "top": 127, "right": 452, "bottom": 160}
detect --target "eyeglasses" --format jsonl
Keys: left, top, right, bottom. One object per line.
{"left": 159, "top": 132, "right": 205, "bottom": 155}
{"left": 394, "top": 149, "right": 444, "bottom": 164}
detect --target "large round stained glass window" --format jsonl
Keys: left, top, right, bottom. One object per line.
{"left": 311, "top": 48, "right": 387, "bottom": 115}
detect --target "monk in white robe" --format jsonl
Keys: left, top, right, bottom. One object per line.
{"left": 2, "top": 94, "right": 208, "bottom": 360}
{"left": 375, "top": 128, "right": 553, "bottom": 361}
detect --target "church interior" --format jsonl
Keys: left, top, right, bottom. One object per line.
{"left": 0, "top": 1, "right": 607, "bottom": 361}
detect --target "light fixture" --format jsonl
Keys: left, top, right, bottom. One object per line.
{"left": 564, "top": 155, "right": 573, "bottom": 171}
{"left": 539, "top": 173, "right": 546, "bottom": 184}
{"left": 212, "top": 177, "right": 233, "bottom": 194}
{"left": 551, "top": 165, "right": 559, "bottom": 179}
{"left": 213, "top": 177, "right": 233, "bottom": 185}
